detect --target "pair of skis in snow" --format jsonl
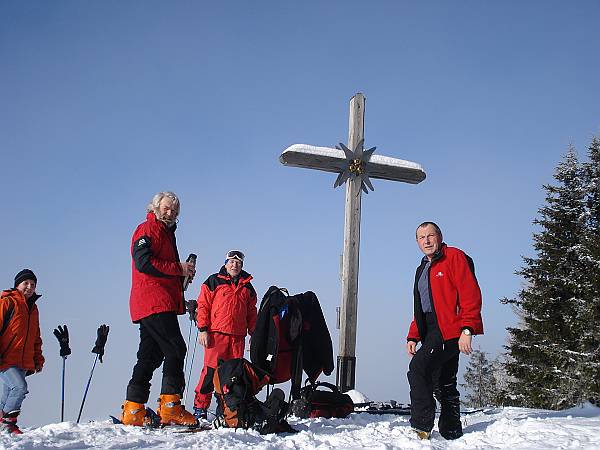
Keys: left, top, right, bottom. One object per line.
{"left": 355, "top": 401, "right": 485, "bottom": 416}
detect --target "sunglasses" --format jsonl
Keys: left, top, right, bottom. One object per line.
{"left": 225, "top": 250, "right": 245, "bottom": 262}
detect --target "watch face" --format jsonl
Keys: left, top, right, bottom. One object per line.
{"left": 462, "top": 329, "right": 471, "bottom": 336}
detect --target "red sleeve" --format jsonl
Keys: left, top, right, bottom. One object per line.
{"left": 146, "top": 226, "right": 181, "bottom": 276}
{"left": 197, "top": 282, "right": 213, "bottom": 330}
{"left": 148, "top": 255, "right": 181, "bottom": 276}
{"left": 132, "top": 224, "right": 182, "bottom": 277}
{"left": 407, "top": 318, "right": 421, "bottom": 342}
{"left": 452, "top": 251, "right": 484, "bottom": 335}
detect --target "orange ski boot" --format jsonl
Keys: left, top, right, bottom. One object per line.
{"left": 120, "top": 400, "right": 146, "bottom": 426}
{"left": 157, "top": 394, "right": 198, "bottom": 427}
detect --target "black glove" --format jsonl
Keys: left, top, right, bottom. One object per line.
{"left": 186, "top": 300, "right": 197, "bottom": 324}
{"left": 53, "top": 325, "right": 71, "bottom": 358}
{"left": 91, "top": 324, "right": 109, "bottom": 363}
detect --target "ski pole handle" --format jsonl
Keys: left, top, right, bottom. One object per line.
{"left": 183, "top": 253, "right": 197, "bottom": 291}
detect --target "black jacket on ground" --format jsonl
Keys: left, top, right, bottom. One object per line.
{"left": 250, "top": 286, "right": 334, "bottom": 398}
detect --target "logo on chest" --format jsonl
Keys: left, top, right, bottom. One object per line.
{"left": 435, "top": 271, "right": 444, "bottom": 278}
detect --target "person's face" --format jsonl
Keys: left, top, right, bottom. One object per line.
{"left": 157, "top": 197, "right": 179, "bottom": 225}
{"left": 225, "top": 258, "right": 243, "bottom": 277}
{"left": 416, "top": 224, "right": 442, "bottom": 260}
{"left": 16, "top": 279, "right": 36, "bottom": 299}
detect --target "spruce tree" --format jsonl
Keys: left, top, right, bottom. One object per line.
{"left": 461, "top": 349, "right": 496, "bottom": 408}
{"left": 581, "top": 137, "right": 600, "bottom": 405}
{"left": 503, "top": 147, "right": 589, "bottom": 409}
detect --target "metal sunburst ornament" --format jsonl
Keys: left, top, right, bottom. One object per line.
{"left": 333, "top": 138, "right": 376, "bottom": 194}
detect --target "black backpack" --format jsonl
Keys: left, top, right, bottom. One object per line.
{"left": 290, "top": 381, "right": 354, "bottom": 419}
{"left": 212, "top": 358, "right": 297, "bottom": 434}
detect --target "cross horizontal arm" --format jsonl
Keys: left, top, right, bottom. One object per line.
{"left": 280, "top": 144, "right": 426, "bottom": 184}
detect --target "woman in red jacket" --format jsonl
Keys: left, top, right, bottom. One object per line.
{"left": 0, "top": 269, "right": 44, "bottom": 434}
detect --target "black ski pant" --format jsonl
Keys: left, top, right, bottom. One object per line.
{"left": 407, "top": 313, "right": 462, "bottom": 439}
{"left": 126, "top": 312, "right": 187, "bottom": 404}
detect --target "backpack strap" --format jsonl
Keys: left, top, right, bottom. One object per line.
{"left": 0, "top": 300, "right": 15, "bottom": 338}
{"left": 313, "top": 381, "right": 340, "bottom": 393}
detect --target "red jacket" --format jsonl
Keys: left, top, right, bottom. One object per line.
{"left": 129, "top": 212, "right": 185, "bottom": 322}
{"left": 0, "top": 289, "right": 44, "bottom": 372}
{"left": 197, "top": 267, "right": 257, "bottom": 336}
{"left": 407, "top": 244, "right": 483, "bottom": 342}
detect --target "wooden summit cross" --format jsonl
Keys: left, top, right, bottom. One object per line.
{"left": 279, "top": 93, "right": 426, "bottom": 392}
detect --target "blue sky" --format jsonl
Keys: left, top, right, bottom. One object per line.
{"left": 1, "top": 1, "right": 599, "bottom": 427}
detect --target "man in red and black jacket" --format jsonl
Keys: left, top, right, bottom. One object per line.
{"left": 121, "top": 191, "right": 198, "bottom": 428}
{"left": 193, "top": 250, "right": 257, "bottom": 420}
{"left": 406, "top": 222, "right": 483, "bottom": 440}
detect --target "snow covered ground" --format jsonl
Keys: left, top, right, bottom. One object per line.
{"left": 1, "top": 404, "right": 598, "bottom": 450}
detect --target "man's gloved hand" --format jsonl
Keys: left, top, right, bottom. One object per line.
{"left": 53, "top": 325, "right": 72, "bottom": 358}
{"left": 186, "top": 300, "right": 197, "bottom": 324}
{"left": 91, "top": 324, "right": 109, "bottom": 363}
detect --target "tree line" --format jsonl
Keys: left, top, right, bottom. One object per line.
{"left": 462, "top": 136, "right": 600, "bottom": 410}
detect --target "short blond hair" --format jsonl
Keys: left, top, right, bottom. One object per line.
{"left": 147, "top": 191, "right": 180, "bottom": 215}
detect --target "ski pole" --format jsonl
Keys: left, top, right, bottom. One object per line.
{"left": 183, "top": 304, "right": 194, "bottom": 378}
{"left": 60, "top": 357, "right": 66, "bottom": 421}
{"left": 181, "top": 252, "right": 197, "bottom": 392}
{"left": 184, "top": 320, "right": 192, "bottom": 374}
{"left": 77, "top": 353, "right": 98, "bottom": 424}
{"left": 184, "top": 328, "right": 199, "bottom": 405}
{"left": 53, "top": 325, "right": 71, "bottom": 422}
{"left": 183, "top": 300, "right": 198, "bottom": 372}
{"left": 183, "top": 299, "right": 198, "bottom": 405}
{"left": 77, "top": 324, "right": 109, "bottom": 424}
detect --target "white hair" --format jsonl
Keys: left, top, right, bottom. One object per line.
{"left": 146, "top": 191, "right": 180, "bottom": 215}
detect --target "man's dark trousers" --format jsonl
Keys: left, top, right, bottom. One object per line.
{"left": 126, "top": 312, "right": 187, "bottom": 403}
{"left": 407, "top": 312, "right": 462, "bottom": 439}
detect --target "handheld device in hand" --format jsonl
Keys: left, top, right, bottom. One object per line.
{"left": 183, "top": 253, "right": 197, "bottom": 291}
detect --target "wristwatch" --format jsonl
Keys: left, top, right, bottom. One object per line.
{"left": 462, "top": 328, "right": 472, "bottom": 336}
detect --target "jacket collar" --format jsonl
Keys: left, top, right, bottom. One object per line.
{"left": 420, "top": 243, "right": 447, "bottom": 266}
{"left": 1, "top": 288, "right": 41, "bottom": 303}
{"left": 217, "top": 266, "right": 253, "bottom": 284}
{"left": 146, "top": 211, "right": 177, "bottom": 232}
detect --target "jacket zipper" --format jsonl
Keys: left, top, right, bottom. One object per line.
{"left": 21, "top": 303, "right": 33, "bottom": 366}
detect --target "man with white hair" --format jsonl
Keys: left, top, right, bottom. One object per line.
{"left": 121, "top": 191, "right": 198, "bottom": 427}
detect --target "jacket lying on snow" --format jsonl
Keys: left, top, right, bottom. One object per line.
{"left": 0, "top": 289, "right": 44, "bottom": 372}
{"left": 129, "top": 212, "right": 184, "bottom": 323}
{"left": 197, "top": 266, "right": 257, "bottom": 336}
{"left": 407, "top": 244, "right": 483, "bottom": 342}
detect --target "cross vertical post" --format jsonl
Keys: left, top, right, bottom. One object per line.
{"left": 337, "top": 93, "right": 365, "bottom": 392}
{"left": 279, "top": 93, "right": 426, "bottom": 394}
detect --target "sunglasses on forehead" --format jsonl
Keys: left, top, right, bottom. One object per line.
{"left": 226, "top": 250, "right": 245, "bottom": 262}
